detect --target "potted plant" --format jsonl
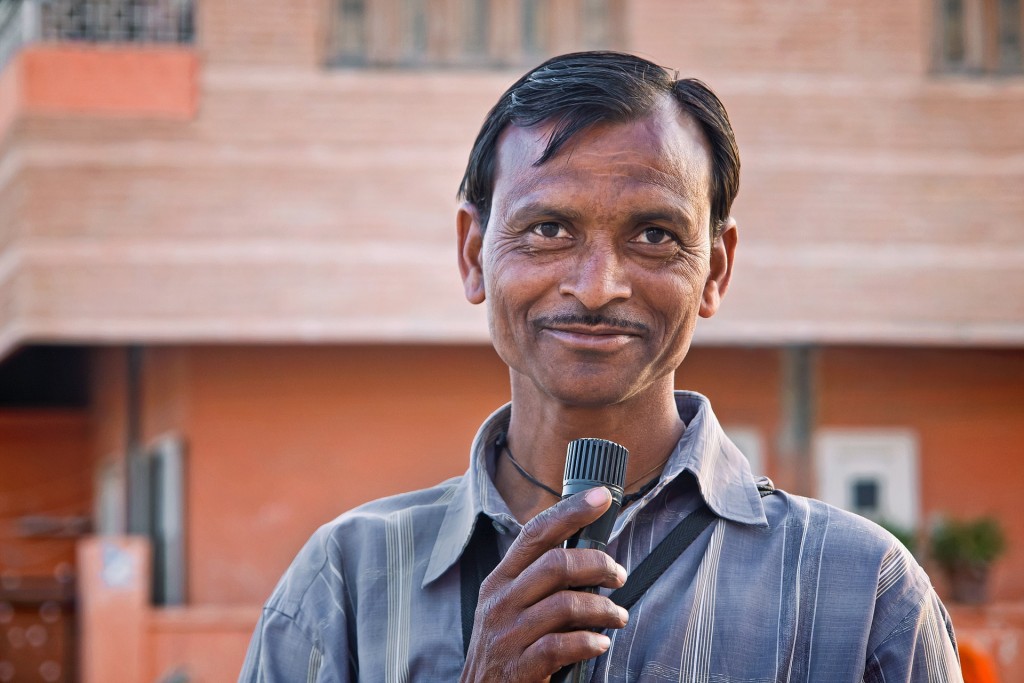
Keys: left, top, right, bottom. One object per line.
{"left": 930, "top": 516, "right": 1007, "bottom": 604}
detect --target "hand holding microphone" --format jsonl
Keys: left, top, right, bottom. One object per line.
{"left": 460, "top": 438, "right": 630, "bottom": 683}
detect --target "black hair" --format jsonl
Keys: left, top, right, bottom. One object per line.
{"left": 457, "top": 51, "right": 740, "bottom": 240}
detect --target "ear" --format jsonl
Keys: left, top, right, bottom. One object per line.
{"left": 457, "top": 203, "right": 486, "bottom": 304}
{"left": 699, "top": 217, "right": 738, "bottom": 318}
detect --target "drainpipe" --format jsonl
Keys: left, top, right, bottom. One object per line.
{"left": 777, "top": 345, "right": 817, "bottom": 496}
{"left": 125, "top": 346, "right": 147, "bottom": 536}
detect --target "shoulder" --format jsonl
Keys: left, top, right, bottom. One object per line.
{"left": 264, "top": 476, "right": 464, "bottom": 621}
{"left": 758, "top": 490, "right": 945, "bottom": 644}
{"left": 745, "top": 489, "right": 934, "bottom": 604}
{"left": 759, "top": 488, "right": 917, "bottom": 567}
{"left": 726, "top": 490, "right": 960, "bottom": 679}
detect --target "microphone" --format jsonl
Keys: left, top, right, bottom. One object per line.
{"left": 561, "top": 438, "right": 629, "bottom": 552}
{"left": 555, "top": 438, "right": 629, "bottom": 683}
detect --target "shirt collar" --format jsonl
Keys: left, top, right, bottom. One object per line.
{"left": 422, "top": 391, "right": 768, "bottom": 587}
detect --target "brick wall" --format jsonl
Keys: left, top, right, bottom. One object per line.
{"left": 634, "top": 0, "right": 929, "bottom": 76}
{"left": 198, "top": 0, "right": 326, "bottom": 66}
{"left": 2, "top": 2, "right": 1023, "bottom": 352}
{"left": 2, "top": 67, "right": 1022, "bottom": 352}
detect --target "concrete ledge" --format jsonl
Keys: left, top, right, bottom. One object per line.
{"left": 146, "top": 605, "right": 258, "bottom": 683}
{"left": 20, "top": 44, "right": 198, "bottom": 119}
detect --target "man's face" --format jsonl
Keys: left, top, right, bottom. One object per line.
{"left": 458, "top": 96, "right": 736, "bottom": 409}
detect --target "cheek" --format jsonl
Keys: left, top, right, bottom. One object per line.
{"left": 486, "top": 258, "right": 550, "bottom": 313}
{"left": 483, "top": 274, "right": 543, "bottom": 375}
{"left": 483, "top": 267, "right": 529, "bottom": 341}
{"left": 644, "top": 276, "right": 705, "bottom": 345}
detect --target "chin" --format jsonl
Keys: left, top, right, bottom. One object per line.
{"left": 539, "top": 375, "right": 642, "bottom": 409}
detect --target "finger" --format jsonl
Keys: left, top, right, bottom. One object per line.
{"left": 509, "top": 547, "right": 626, "bottom": 607}
{"left": 520, "top": 630, "right": 611, "bottom": 680}
{"left": 492, "top": 488, "right": 613, "bottom": 581}
{"left": 516, "top": 589, "right": 629, "bottom": 638}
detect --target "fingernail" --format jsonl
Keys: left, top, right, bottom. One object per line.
{"left": 594, "top": 634, "right": 611, "bottom": 650}
{"left": 617, "top": 606, "right": 629, "bottom": 623}
{"left": 585, "top": 487, "right": 610, "bottom": 507}
{"left": 615, "top": 563, "right": 627, "bottom": 584}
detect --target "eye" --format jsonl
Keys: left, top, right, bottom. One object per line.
{"left": 634, "top": 227, "right": 677, "bottom": 245}
{"left": 531, "top": 222, "right": 570, "bottom": 239}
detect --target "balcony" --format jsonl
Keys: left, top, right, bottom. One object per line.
{"left": 327, "top": 0, "right": 626, "bottom": 68}
{"left": 38, "top": 0, "right": 194, "bottom": 44}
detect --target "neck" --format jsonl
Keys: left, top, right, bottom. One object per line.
{"left": 495, "top": 375, "right": 685, "bottom": 524}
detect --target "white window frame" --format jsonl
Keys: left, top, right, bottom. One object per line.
{"left": 814, "top": 429, "right": 920, "bottom": 529}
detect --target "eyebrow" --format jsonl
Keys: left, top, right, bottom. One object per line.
{"left": 503, "top": 201, "right": 585, "bottom": 225}
{"left": 631, "top": 208, "right": 693, "bottom": 228}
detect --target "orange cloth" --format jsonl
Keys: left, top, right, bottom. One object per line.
{"left": 959, "top": 639, "right": 1000, "bottom": 683}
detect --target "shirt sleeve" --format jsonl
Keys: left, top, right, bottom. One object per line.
{"left": 239, "top": 607, "right": 333, "bottom": 683}
{"left": 238, "top": 526, "right": 356, "bottom": 683}
{"left": 863, "top": 588, "right": 964, "bottom": 683}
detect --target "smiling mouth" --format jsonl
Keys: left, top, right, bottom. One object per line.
{"left": 533, "top": 313, "right": 648, "bottom": 335}
{"left": 540, "top": 326, "right": 640, "bottom": 352}
{"left": 546, "top": 323, "right": 641, "bottom": 337}
{"left": 536, "top": 314, "right": 647, "bottom": 352}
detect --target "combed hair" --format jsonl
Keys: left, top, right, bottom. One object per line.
{"left": 458, "top": 51, "right": 740, "bottom": 240}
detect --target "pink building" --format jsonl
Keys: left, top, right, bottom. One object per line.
{"left": 1, "top": 0, "right": 1022, "bottom": 680}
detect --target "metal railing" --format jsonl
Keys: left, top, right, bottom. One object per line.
{"left": 38, "top": 0, "right": 194, "bottom": 44}
{"left": 0, "top": 0, "right": 194, "bottom": 73}
{"left": 327, "top": 0, "right": 625, "bottom": 68}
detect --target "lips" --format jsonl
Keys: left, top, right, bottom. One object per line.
{"left": 541, "top": 324, "right": 641, "bottom": 351}
{"left": 547, "top": 323, "right": 641, "bottom": 336}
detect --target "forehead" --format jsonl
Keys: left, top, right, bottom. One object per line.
{"left": 492, "top": 96, "right": 713, "bottom": 211}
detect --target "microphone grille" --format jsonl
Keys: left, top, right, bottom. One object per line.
{"left": 563, "top": 438, "right": 629, "bottom": 489}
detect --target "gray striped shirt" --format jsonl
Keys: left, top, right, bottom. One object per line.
{"left": 240, "top": 392, "right": 962, "bottom": 682}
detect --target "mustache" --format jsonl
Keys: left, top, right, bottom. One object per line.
{"left": 532, "top": 313, "right": 649, "bottom": 334}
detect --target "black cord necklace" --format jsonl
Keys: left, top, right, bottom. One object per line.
{"left": 622, "top": 476, "right": 661, "bottom": 507}
{"left": 497, "top": 433, "right": 561, "bottom": 498}
{"left": 496, "top": 433, "right": 665, "bottom": 507}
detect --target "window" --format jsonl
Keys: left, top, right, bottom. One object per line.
{"left": 38, "top": 0, "right": 195, "bottom": 44}
{"left": 328, "top": 0, "right": 626, "bottom": 68}
{"left": 814, "top": 429, "right": 920, "bottom": 529}
{"left": 851, "top": 478, "right": 880, "bottom": 516}
{"left": 936, "top": 0, "right": 1023, "bottom": 74}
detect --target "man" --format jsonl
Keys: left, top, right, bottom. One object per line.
{"left": 240, "top": 52, "right": 962, "bottom": 682}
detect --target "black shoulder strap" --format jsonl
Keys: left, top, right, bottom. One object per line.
{"left": 607, "top": 503, "right": 716, "bottom": 610}
{"left": 460, "top": 517, "right": 501, "bottom": 656}
{"left": 610, "top": 482, "right": 775, "bottom": 610}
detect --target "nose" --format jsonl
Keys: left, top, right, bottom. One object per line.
{"left": 558, "top": 243, "right": 632, "bottom": 310}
